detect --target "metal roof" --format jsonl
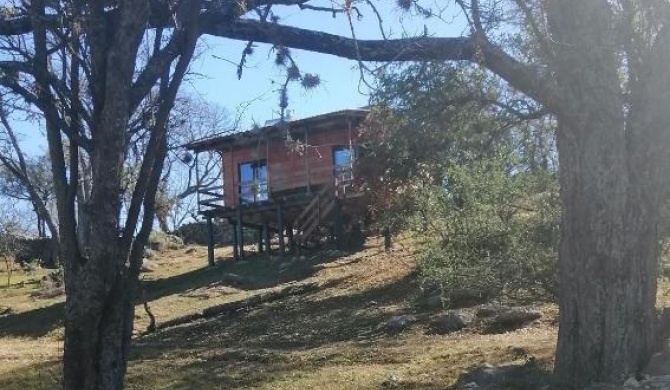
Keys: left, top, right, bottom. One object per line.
{"left": 184, "top": 108, "right": 369, "bottom": 152}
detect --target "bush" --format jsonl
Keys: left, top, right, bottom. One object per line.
{"left": 15, "top": 238, "right": 59, "bottom": 268}
{"left": 174, "top": 221, "right": 231, "bottom": 245}
{"left": 416, "top": 159, "right": 559, "bottom": 304}
{"left": 148, "top": 231, "right": 184, "bottom": 251}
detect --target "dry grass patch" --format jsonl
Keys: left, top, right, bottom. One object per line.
{"left": 4, "top": 237, "right": 669, "bottom": 389}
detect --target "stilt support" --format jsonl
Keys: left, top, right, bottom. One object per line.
{"left": 277, "top": 204, "right": 285, "bottom": 255}
{"left": 206, "top": 217, "right": 215, "bottom": 267}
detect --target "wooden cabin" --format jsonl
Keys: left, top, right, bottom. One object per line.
{"left": 185, "top": 109, "right": 370, "bottom": 264}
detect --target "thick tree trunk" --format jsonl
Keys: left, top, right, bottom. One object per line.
{"left": 546, "top": 2, "right": 661, "bottom": 387}
{"left": 553, "top": 121, "right": 659, "bottom": 388}
{"left": 63, "top": 265, "right": 136, "bottom": 390}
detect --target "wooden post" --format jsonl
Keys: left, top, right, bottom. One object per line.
{"left": 334, "top": 200, "right": 344, "bottom": 250}
{"left": 287, "top": 223, "right": 294, "bottom": 253}
{"left": 277, "top": 203, "right": 285, "bottom": 255}
{"left": 257, "top": 228, "right": 263, "bottom": 253}
{"left": 236, "top": 208, "right": 244, "bottom": 260}
{"left": 206, "top": 216, "right": 215, "bottom": 267}
{"left": 231, "top": 219, "right": 240, "bottom": 262}
{"left": 264, "top": 221, "right": 271, "bottom": 255}
{"left": 384, "top": 227, "right": 392, "bottom": 252}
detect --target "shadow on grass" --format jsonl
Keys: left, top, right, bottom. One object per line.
{"left": 0, "top": 301, "right": 64, "bottom": 338}
{"left": 0, "top": 361, "right": 62, "bottom": 390}
{"left": 141, "top": 249, "right": 357, "bottom": 302}
{"left": 0, "top": 248, "right": 359, "bottom": 339}
{"left": 133, "top": 270, "right": 419, "bottom": 360}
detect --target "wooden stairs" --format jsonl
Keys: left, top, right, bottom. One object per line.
{"left": 293, "top": 184, "right": 337, "bottom": 246}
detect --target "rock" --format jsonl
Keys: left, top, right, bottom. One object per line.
{"left": 584, "top": 385, "right": 622, "bottom": 390}
{"left": 623, "top": 378, "right": 640, "bottom": 388}
{"left": 141, "top": 260, "right": 156, "bottom": 273}
{"left": 381, "top": 374, "right": 400, "bottom": 388}
{"left": 481, "top": 307, "right": 542, "bottom": 334}
{"left": 379, "top": 315, "right": 417, "bottom": 333}
{"left": 220, "top": 273, "right": 248, "bottom": 286}
{"left": 455, "top": 362, "right": 548, "bottom": 390}
{"left": 430, "top": 311, "right": 472, "bottom": 334}
{"left": 423, "top": 294, "right": 446, "bottom": 310}
{"left": 476, "top": 305, "right": 507, "bottom": 318}
{"left": 461, "top": 383, "right": 480, "bottom": 389}
{"left": 185, "top": 247, "right": 197, "bottom": 254}
{"left": 447, "top": 288, "right": 495, "bottom": 308}
{"left": 143, "top": 247, "right": 155, "bottom": 259}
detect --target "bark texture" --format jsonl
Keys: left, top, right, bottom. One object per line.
{"left": 548, "top": 2, "right": 670, "bottom": 387}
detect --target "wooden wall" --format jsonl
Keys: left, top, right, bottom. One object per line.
{"left": 220, "top": 123, "right": 356, "bottom": 206}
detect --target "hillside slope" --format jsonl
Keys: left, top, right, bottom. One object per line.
{"left": 1, "top": 237, "right": 560, "bottom": 389}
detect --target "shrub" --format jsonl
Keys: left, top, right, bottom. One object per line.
{"left": 416, "top": 159, "right": 559, "bottom": 304}
{"left": 148, "top": 231, "right": 184, "bottom": 251}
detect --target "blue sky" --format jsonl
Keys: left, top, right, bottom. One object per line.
{"left": 15, "top": 1, "right": 466, "bottom": 153}
{"left": 183, "top": 1, "right": 465, "bottom": 130}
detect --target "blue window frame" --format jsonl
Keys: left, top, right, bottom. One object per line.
{"left": 238, "top": 160, "right": 268, "bottom": 203}
{"left": 332, "top": 146, "right": 354, "bottom": 184}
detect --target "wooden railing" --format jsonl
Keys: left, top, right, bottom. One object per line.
{"left": 197, "top": 184, "right": 225, "bottom": 210}
{"left": 294, "top": 183, "right": 337, "bottom": 244}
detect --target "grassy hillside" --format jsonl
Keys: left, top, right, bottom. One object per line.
{"left": 0, "top": 237, "right": 667, "bottom": 389}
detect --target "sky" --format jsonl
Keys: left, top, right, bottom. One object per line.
{"left": 180, "top": 1, "right": 466, "bottom": 130}
{"left": 12, "top": 2, "right": 467, "bottom": 153}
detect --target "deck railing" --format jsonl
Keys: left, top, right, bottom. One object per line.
{"left": 197, "top": 184, "right": 225, "bottom": 210}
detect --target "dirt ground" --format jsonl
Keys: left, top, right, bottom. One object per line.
{"left": 0, "top": 237, "right": 667, "bottom": 389}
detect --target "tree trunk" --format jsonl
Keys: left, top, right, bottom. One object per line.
{"left": 63, "top": 265, "right": 136, "bottom": 390}
{"left": 553, "top": 121, "right": 659, "bottom": 388}
{"left": 546, "top": 2, "right": 662, "bottom": 387}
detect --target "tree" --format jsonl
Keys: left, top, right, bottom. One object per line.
{"left": 0, "top": 107, "right": 57, "bottom": 240}
{"left": 360, "top": 62, "right": 558, "bottom": 302}
{"left": 188, "top": 2, "right": 667, "bottom": 387}
{"left": 0, "top": 1, "right": 204, "bottom": 388}
{"left": 0, "top": 1, "right": 667, "bottom": 389}
{"left": 158, "top": 94, "right": 234, "bottom": 232}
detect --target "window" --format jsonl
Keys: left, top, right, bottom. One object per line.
{"left": 238, "top": 160, "right": 268, "bottom": 203}
{"left": 332, "top": 146, "right": 354, "bottom": 184}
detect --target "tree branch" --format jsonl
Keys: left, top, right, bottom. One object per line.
{"left": 202, "top": 19, "right": 562, "bottom": 113}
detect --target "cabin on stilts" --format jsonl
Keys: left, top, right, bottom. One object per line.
{"left": 184, "top": 109, "right": 370, "bottom": 266}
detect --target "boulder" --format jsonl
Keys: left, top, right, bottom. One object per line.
{"left": 143, "top": 248, "right": 155, "bottom": 259}
{"left": 141, "top": 260, "right": 157, "bottom": 273}
{"left": 455, "top": 362, "right": 548, "bottom": 390}
{"left": 430, "top": 311, "right": 473, "bottom": 334}
{"left": 477, "top": 306, "right": 542, "bottom": 334}
{"left": 447, "top": 288, "right": 495, "bottom": 309}
{"left": 379, "top": 315, "right": 417, "bottom": 333}
{"left": 422, "top": 294, "right": 446, "bottom": 310}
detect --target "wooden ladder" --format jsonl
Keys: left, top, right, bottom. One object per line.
{"left": 294, "top": 184, "right": 336, "bottom": 245}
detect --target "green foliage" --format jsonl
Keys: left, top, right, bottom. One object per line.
{"left": 20, "top": 259, "right": 40, "bottom": 274}
{"left": 361, "top": 62, "right": 559, "bottom": 302}
{"left": 416, "top": 159, "right": 559, "bottom": 302}
{"left": 148, "top": 231, "right": 184, "bottom": 252}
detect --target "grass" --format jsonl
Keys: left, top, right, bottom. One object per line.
{"left": 0, "top": 238, "right": 668, "bottom": 389}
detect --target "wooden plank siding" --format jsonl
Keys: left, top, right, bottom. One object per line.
{"left": 221, "top": 123, "right": 357, "bottom": 206}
